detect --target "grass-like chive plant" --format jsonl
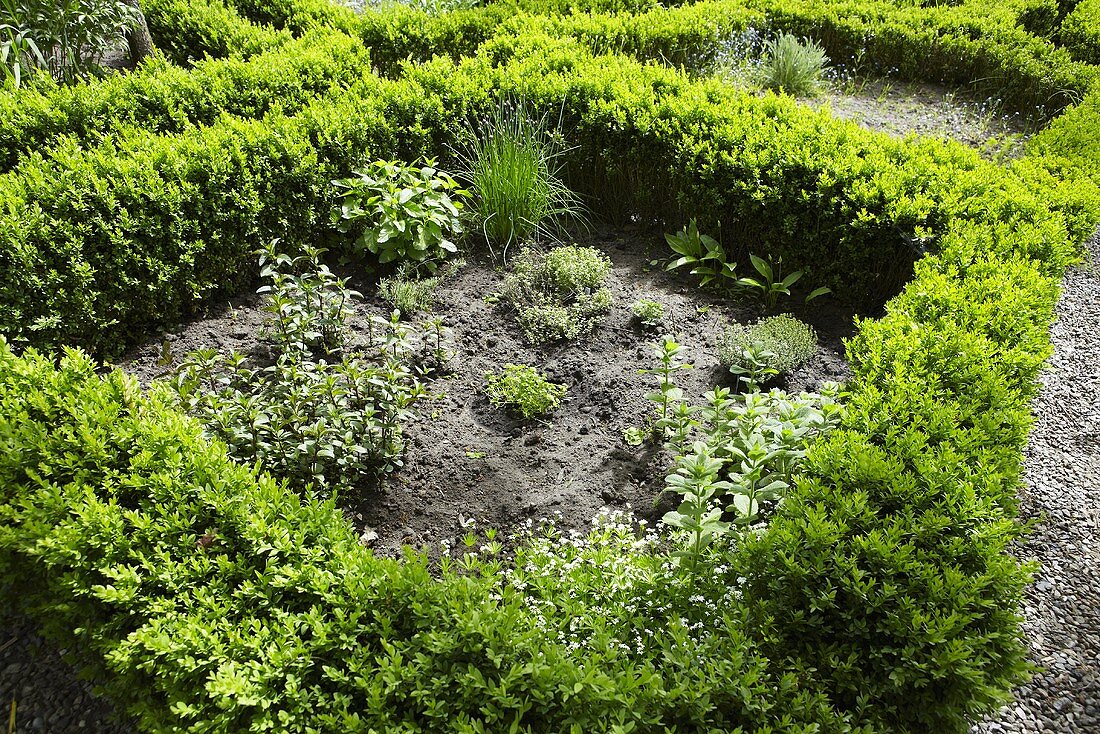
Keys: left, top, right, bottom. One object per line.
{"left": 757, "top": 33, "right": 829, "bottom": 97}
{"left": 458, "top": 99, "right": 585, "bottom": 261}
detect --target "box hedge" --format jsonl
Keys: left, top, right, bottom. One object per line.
{"left": 0, "top": 28, "right": 372, "bottom": 172}
{"left": 0, "top": 0, "right": 1099, "bottom": 730}
{"left": 1061, "top": 0, "right": 1100, "bottom": 63}
{"left": 143, "top": 0, "right": 291, "bottom": 65}
{"left": 2, "top": 33, "right": 1096, "bottom": 354}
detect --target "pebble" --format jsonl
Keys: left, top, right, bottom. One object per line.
{"left": 972, "top": 229, "right": 1100, "bottom": 734}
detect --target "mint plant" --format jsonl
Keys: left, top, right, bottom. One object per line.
{"left": 661, "top": 443, "right": 731, "bottom": 577}
{"left": 661, "top": 383, "right": 844, "bottom": 568}
{"left": 637, "top": 337, "right": 695, "bottom": 448}
{"left": 724, "top": 341, "right": 780, "bottom": 390}
{"left": 257, "top": 241, "right": 356, "bottom": 356}
{"left": 333, "top": 158, "right": 467, "bottom": 271}
{"left": 169, "top": 245, "right": 425, "bottom": 494}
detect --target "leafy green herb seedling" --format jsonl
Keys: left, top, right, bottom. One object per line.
{"left": 665, "top": 219, "right": 737, "bottom": 290}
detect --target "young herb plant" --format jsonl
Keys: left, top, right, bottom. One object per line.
{"left": 664, "top": 219, "right": 737, "bottom": 290}
{"left": 377, "top": 258, "right": 464, "bottom": 318}
{"left": 503, "top": 245, "right": 613, "bottom": 345}
{"left": 718, "top": 314, "right": 818, "bottom": 385}
{"left": 723, "top": 341, "right": 780, "bottom": 390}
{"left": 333, "top": 158, "right": 467, "bottom": 272}
{"left": 631, "top": 299, "right": 665, "bottom": 327}
{"left": 737, "top": 253, "right": 830, "bottom": 310}
{"left": 169, "top": 244, "right": 425, "bottom": 494}
{"left": 485, "top": 363, "right": 566, "bottom": 419}
{"left": 637, "top": 337, "right": 695, "bottom": 448}
{"left": 662, "top": 384, "right": 844, "bottom": 569}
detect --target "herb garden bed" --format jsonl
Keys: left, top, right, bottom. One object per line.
{"left": 4, "top": 0, "right": 1100, "bottom": 731}
{"left": 119, "top": 226, "right": 853, "bottom": 558}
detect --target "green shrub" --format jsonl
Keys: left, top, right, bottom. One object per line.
{"left": 170, "top": 244, "right": 423, "bottom": 493}
{"left": 1061, "top": 0, "right": 1100, "bottom": 63}
{"left": 719, "top": 315, "right": 818, "bottom": 381}
{"left": 458, "top": 99, "right": 585, "bottom": 259}
{"left": 503, "top": 244, "right": 614, "bottom": 344}
{"left": 222, "top": 0, "right": 362, "bottom": 35}
{"left": 0, "top": 30, "right": 1093, "bottom": 357}
{"left": 142, "top": 0, "right": 289, "bottom": 64}
{"left": 756, "top": 33, "right": 828, "bottom": 96}
{"left": 0, "top": 2, "right": 1095, "bottom": 729}
{"left": 485, "top": 363, "right": 566, "bottom": 418}
{"left": 0, "top": 27, "right": 371, "bottom": 171}
{"left": 334, "top": 158, "right": 467, "bottom": 271}
{"left": 631, "top": 298, "right": 664, "bottom": 326}
{"left": 0, "top": 339, "right": 861, "bottom": 732}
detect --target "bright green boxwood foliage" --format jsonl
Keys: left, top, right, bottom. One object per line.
{"left": 0, "top": 31, "right": 1094, "bottom": 354}
{"left": 0, "top": 340, "right": 851, "bottom": 733}
{"left": 221, "top": 0, "right": 362, "bottom": 35}
{"left": 142, "top": 0, "right": 290, "bottom": 64}
{"left": 0, "top": 0, "right": 1099, "bottom": 729}
{"left": 0, "top": 27, "right": 371, "bottom": 171}
{"left": 1062, "top": 0, "right": 1100, "bottom": 62}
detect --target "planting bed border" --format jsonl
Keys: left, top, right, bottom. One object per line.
{"left": 2, "top": 0, "right": 1100, "bottom": 731}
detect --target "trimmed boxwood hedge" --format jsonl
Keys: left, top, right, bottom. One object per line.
{"left": 1063, "top": 0, "right": 1100, "bottom": 63}
{"left": 1, "top": 32, "right": 1096, "bottom": 354}
{"left": 208, "top": 0, "right": 1100, "bottom": 115}
{"left": 143, "top": 0, "right": 291, "bottom": 64}
{"left": 0, "top": 28, "right": 372, "bottom": 172}
{"left": 1, "top": 0, "right": 1100, "bottom": 731}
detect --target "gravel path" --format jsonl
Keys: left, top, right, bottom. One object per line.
{"left": 0, "top": 615, "right": 135, "bottom": 733}
{"left": 2, "top": 237, "right": 1098, "bottom": 733}
{"left": 972, "top": 230, "right": 1100, "bottom": 734}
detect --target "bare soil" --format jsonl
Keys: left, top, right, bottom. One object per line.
{"left": 119, "top": 225, "right": 854, "bottom": 557}
{"left": 818, "top": 77, "right": 1031, "bottom": 153}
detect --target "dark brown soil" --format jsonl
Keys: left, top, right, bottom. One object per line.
{"left": 118, "top": 226, "right": 854, "bottom": 557}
